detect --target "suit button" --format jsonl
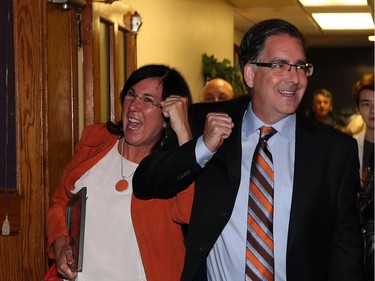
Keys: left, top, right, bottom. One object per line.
{"left": 361, "top": 228, "right": 366, "bottom": 234}
{"left": 176, "top": 170, "right": 191, "bottom": 181}
{"left": 199, "top": 246, "right": 206, "bottom": 252}
{"left": 221, "top": 211, "right": 229, "bottom": 218}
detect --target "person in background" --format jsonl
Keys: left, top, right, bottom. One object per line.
{"left": 311, "top": 88, "right": 346, "bottom": 131}
{"left": 202, "top": 77, "right": 234, "bottom": 102}
{"left": 133, "top": 19, "right": 365, "bottom": 281}
{"left": 352, "top": 73, "right": 374, "bottom": 281}
{"left": 44, "top": 64, "right": 193, "bottom": 281}
{"left": 346, "top": 113, "right": 366, "bottom": 137}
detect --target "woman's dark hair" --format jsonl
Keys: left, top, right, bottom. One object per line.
{"left": 238, "top": 19, "right": 307, "bottom": 72}
{"left": 352, "top": 73, "right": 374, "bottom": 108}
{"left": 107, "top": 64, "right": 192, "bottom": 151}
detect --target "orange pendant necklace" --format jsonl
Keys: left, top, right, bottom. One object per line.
{"left": 115, "top": 138, "right": 134, "bottom": 192}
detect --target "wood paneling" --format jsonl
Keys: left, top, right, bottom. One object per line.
{"left": 85, "top": 1, "right": 136, "bottom": 125}
{"left": 0, "top": 234, "right": 22, "bottom": 280}
{"left": 47, "top": 4, "right": 79, "bottom": 201}
{"left": 12, "top": 0, "right": 48, "bottom": 279}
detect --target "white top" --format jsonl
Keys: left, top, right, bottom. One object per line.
{"left": 71, "top": 140, "right": 146, "bottom": 281}
{"left": 354, "top": 129, "right": 366, "bottom": 176}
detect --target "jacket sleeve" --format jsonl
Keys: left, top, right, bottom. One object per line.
{"left": 133, "top": 138, "right": 202, "bottom": 199}
{"left": 329, "top": 140, "right": 365, "bottom": 281}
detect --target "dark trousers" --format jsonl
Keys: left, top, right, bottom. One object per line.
{"left": 362, "top": 219, "right": 374, "bottom": 281}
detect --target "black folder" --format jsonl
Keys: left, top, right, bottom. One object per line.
{"left": 66, "top": 186, "right": 87, "bottom": 272}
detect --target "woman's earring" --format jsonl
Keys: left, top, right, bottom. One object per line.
{"left": 160, "top": 125, "right": 170, "bottom": 147}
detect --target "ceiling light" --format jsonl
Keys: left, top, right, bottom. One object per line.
{"left": 369, "top": 35, "right": 375, "bottom": 41}
{"left": 299, "top": 0, "right": 367, "bottom": 6}
{"left": 312, "top": 13, "right": 374, "bottom": 29}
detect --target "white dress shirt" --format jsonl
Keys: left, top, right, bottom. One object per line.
{"left": 196, "top": 103, "right": 296, "bottom": 281}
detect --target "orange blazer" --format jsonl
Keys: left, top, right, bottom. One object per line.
{"left": 46, "top": 124, "right": 193, "bottom": 281}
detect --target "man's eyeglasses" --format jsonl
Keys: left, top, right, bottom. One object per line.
{"left": 249, "top": 62, "right": 314, "bottom": 77}
{"left": 124, "top": 90, "right": 162, "bottom": 109}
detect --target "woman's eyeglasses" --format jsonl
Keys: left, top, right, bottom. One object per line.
{"left": 124, "top": 90, "right": 162, "bottom": 109}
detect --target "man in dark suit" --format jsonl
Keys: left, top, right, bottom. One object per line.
{"left": 133, "top": 19, "right": 364, "bottom": 281}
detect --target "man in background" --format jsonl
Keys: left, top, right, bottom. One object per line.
{"left": 202, "top": 78, "right": 233, "bottom": 102}
{"left": 353, "top": 73, "right": 374, "bottom": 281}
{"left": 311, "top": 88, "right": 346, "bottom": 131}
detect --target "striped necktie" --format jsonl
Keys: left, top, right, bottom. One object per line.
{"left": 246, "top": 126, "right": 277, "bottom": 281}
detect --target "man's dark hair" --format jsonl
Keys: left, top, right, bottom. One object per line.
{"left": 238, "top": 19, "right": 307, "bottom": 72}
{"left": 352, "top": 73, "right": 374, "bottom": 108}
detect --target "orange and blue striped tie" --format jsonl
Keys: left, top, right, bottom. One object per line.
{"left": 246, "top": 126, "right": 277, "bottom": 281}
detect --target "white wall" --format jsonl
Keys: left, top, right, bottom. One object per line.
{"left": 127, "top": 0, "right": 234, "bottom": 102}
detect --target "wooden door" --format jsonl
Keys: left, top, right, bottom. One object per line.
{"left": 82, "top": 0, "right": 137, "bottom": 126}
{"left": 0, "top": 0, "right": 139, "bottom": 280}
{"left": 47, "top": 0, "right": 137, "bottom": 199}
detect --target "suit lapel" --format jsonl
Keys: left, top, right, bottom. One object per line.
{"left": 287, "top": 115, "right": 318, "bottom": 255}
{"left": 222, "top": 95, "right": 250, "bottom": 190}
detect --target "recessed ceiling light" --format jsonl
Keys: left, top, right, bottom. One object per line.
{"left": 312, "top": 13, "right": 374, "bottom": 29}
{"left": 299, "top": 0, "right": 367, "bottom": 6}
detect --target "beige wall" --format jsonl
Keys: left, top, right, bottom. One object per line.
{"left": 234, "top": 28, "right": 244, "bottom": 47}
{"left": 128, "top": 0, "right": 235, "bottom": 102}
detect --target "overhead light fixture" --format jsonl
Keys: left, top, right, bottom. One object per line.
{"left": 299, "top": 0, "right": 367, "bottom": 6}
{"left": 369, "top": 35, "right": 375, "bottom": 41}
{"left": 312, "top": 13, "right": 374, "bottom": 29}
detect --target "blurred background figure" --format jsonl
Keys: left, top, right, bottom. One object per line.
{"left": 311, "top": 88, "right": 346, "bottom": 132}
{"left": 202, "top": 77, "right": 233, "bottom": 102}
{"left": 353, "top": 73, "right": 374, "bottom": 281}
{"left": 352, "top": 73, "right": 374, "bottom": 175}
{"left": 346, "top": 113, "right": 366, "bottom": 137}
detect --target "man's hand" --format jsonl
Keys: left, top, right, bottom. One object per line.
{"left": 203, "top": 112, "right": 234, "bottom": 152}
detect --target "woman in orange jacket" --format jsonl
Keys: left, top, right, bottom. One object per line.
{"left": 45, "top": 65, "right": 194, "bottom": 281}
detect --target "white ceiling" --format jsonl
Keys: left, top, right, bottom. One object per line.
{"left": 227, "top": 0, "right": 374, "bottom": 47}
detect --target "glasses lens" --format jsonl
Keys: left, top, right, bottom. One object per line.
{"left": 272, "top": 63, "right": 313, "bottom": 77}
{"left": 141, "top": 99, "right": 155, "bottom": 109}
{"left": 305, "top": 64, "right": 313, "bottom": 77}
{"left": 296, "top": 66, "right": 307, "bottom": 77}
{"left": 125, "top": 91, "right": 158, "bottom": 109}
{"left": 272, "top": 64, "right": 287, "bottom": 76}
{"left": 126, "top": 91, "right": 136, "bottom": 100}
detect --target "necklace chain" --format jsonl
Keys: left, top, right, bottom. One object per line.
{"left": 120, "top": 138, "right": 135, "bottom": 180}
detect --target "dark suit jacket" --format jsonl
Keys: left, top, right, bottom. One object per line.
{"left": 134, "top": 95, "right": 365, "bottom": 281}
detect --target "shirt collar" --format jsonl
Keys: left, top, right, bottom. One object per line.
{"left": 244, "top": 102, "right": 296, "bottom": 142}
